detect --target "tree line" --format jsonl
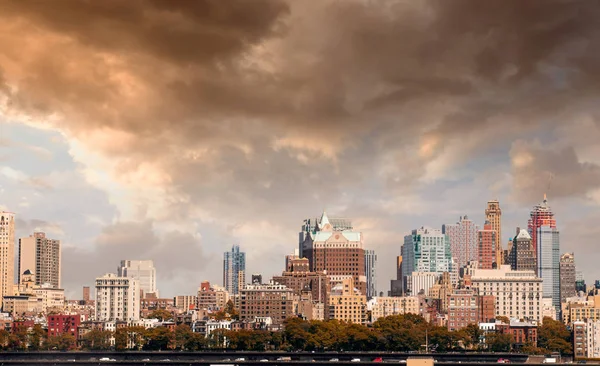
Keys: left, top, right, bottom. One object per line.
{"left": 0, "top": 315, "right": 573, "bottom": 354}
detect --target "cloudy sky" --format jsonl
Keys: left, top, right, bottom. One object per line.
{"left": 1, "top": 0, "right": 600, "bottom": 298}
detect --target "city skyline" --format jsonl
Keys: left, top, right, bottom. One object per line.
{"left": 1, "top": 1, "right": 600, "bottom": 299}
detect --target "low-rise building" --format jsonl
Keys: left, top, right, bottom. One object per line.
{"left": 368, "top": 296, "right": 419, "bottom": 322}
{"left": 174, "top": 295, "right": 196, "bottom": 312}
{"left": 574, "top": 320, "right": 587, "bottom": 359}
{"left": 497, "top": 320, "right": 538, "bottom": 348}
{"left": 447, "top": 289, "right": 479, "bottom": 331}
{"left": 47, "top": 314, "right": 80, "bottom": 338}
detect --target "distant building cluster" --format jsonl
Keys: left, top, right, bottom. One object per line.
{"left": 0, "top": 195, "right": 596, "bottom": 352}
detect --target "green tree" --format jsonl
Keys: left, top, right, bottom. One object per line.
{"left": 81, "top": 329, "right": 112, "bottom": 350}
{"left": 148, "top": 309, "right": 173, "bottom": 321}
{"left": 29, "top": 324, "right": 46, "bottom": 350}
{"left": 184, "top": 332, "right": 206, "bottom": 351}
{"left": 538, "top": 317, "right": 573, "bottom": 355}
{"left": 174, "top": 324, "right": 194, "bottom": 350}
{"left": 0, "top": 329, "right": 9, "bottom": 349}
{"left": 486, "top": 332, "right": 513, "bottom": 352}
{"left": 126, "top": 326, "right": 147, "bottom": 350}
{"left": 463, "top": 323, "right": 483, "bottom": 348}
{"left": 145, "top": 327, "right": 173, "bottom": 350}
{"left": 114, "top": 328, "right": 128, "bottom": 351}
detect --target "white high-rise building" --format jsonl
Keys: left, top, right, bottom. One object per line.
{"left": 365, "top": 249, "right": 377, "bottom": 299}
{"left": 0, "top": 212, "right": 15, "bottom": 307}
{"left": 117, "top": 260, "right": 158, "bottom": 298}
{"left": 95, "top": 273, "right": 140, "bottom": 321}
{"left": 470, "top": 265, "right": 543, "bottom": 322}
{"left": 18, "top": 232, "right": 61, "bottom": 288}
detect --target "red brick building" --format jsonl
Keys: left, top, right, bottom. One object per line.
{"left": 497, "top": 320, "right": 538, "bottom": 347}
{"left": 478, "top": 295, "right": 496, "bottom": 323}
{"left": 47, "top": 314, "right": 81, "bottom": 338}
{"left": 478, "top": 221, "right": 497, "bottom": 269}
{"left": 302, "top": 211, "right": 367, "bottom": 295}
{"left": 447, "top": 289, "right": 480, "bottom": 331}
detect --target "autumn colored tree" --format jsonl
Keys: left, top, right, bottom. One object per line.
{"left": 144, "top": 327, "right": 174, "bottom": 350}
{"left": 148, "top": 309, "right": 173, "bottom": 321}
{"left": 486, "top": 332, "right": 513, "bottom": 352}
{"left": 174, "top": 324, "right": 194, "bottom": 350}
{"left": 538, "top": 317, "right": 573, "bottom": 355}
{"left": 81, "top": 329, "right": 112, "bottom": 350}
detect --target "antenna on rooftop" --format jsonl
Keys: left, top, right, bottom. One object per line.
{"left": 545, "top": 173, "right": 554, "bottom": 201}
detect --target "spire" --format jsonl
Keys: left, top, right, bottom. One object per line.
{"left": 319, "top": 210, "right": 330, "bottom": 229}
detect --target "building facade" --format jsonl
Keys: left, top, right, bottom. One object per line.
{"left": 48, "top": 314, "right": 81, "bottom": 338}
{"left": 509, "top": 229, "right": 537, "bottom": 272}
{"left": 560, "top": 252, "right": 577, "bottom": 302}
{"left": 95, "top": 273, "right": 140, "bottom": 321}
{"left": 447, "top": 289, "right": 480, "bottom": 331}
{"left": 401, "top": 227, "right": 451, "bottom": 291}
{"left": 365, "top": 249, "right": 377, "bottom": 299}
{"left": 328, "top": 277, "right": 367, "bottom": 324}
{"left": 302, "top": 211, "right": 367, "bottom": 295}
{"left": 407, "top": 272, "right": 441, "bottom": 296}
{"left": 19, "top": 232, "right": 61, "bottom": 289}
{"left": 470, "top": 265, "right": 543, "bottom": 322}
{"left": 118, "top": 260, "right": 158, "bottom": 298}
{"left": 223, "top": 245, "right": 246, "bottom": 295}
{"left": 485, "top": 200, "right": 502, "bottom": 267}
{"left": 272, "top": 257, "right": 329, "bottom": 306}
{"left": 443, "top": 216, "right": 480, "bottom": 269}
{"left": 299, "top": 216, "right": 353, "bottom": 258}
{"left": 0, "top": 212, "right": 15, "bottom": 307}
{"left": 368, "top": 296, "right": 419, "bottom": 322}
{"left": 529, "top": 195, "right": 561, "bottom": 315}
{"left": 478, "top": 221, "right": 497, "bottom": 269}
{"left": 239, "top": 283, "right": 294, "bottom": 325}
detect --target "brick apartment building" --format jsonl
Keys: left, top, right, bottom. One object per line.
{"left": 48, "top": 314, "right": 81, "bottom": 338}
{"left": 239, "top": 283, "right": 295, "bottom": 325}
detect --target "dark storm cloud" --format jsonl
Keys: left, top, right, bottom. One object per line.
{"left": 3, "top": 0, "right": 600, "bottom": 293}
{"left": 510, "top": 140, "right": 600, "bottom": 202}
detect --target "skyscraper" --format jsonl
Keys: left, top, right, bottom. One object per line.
{"left": 401, "top": 226, "right": 452, "bottom": 292}
{"left": 223, "top": 245, "right": 246, "bottom": 295}
{"left": 485, "top": 200, "right": 502, "bottom": 267}
{"left": 18, "top": 232, "right": 61, "bottom": 288}
{"left": 365, "top": 249, "right": 377, "bottom": 299}
{"left": 302, "top": 211, "right": 367, "bottom": 295}
{"left": 477, "top": 221, "right": 497, "bottom": 269}
{"left": 560, "top": 252, "right": 576, "bottom": 301}
{"left": 443, "top": 216, "right": 480, "bottom": 269}
{"left": 509, "top": 229, "right": 536, "bottom": 272}
{"left": 299, "top": 215, "right": 353, "bottom": 258}
{"left": 528, "top": 195, "right": 560, "bottom": 314}
{"left": 118, "top": 260, "right": 158, "bottom": 298}
{"left": 0, "top": 212, "right": 15, "bottom": 307}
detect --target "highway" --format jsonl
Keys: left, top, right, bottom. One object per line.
{"left": 0, "top": 352, "right": 532, "bottom": 366}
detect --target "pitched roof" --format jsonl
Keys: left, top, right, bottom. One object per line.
{"left": 516, "top": 229, "right": 531, "bottom": 240}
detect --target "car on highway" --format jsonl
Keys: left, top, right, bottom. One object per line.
{"left": 260, "top": 359, "right": 269, "bottom": 362}
{"left": 235, "top": 358, "right": 246, "bottom": 361}
{"left": 351, "top": 358, "right": 361, "bottom": 362}
{"left": 329, "top": 358, "right": 339, "bottom": 362}
{"left": 374, "top": 357, "right": 383, "bottom": 363}
{"left": 99, "top": 358, "right": 116, "bottom": 362}
{"left": 497, "top": 359, "right": 510, "bottom": 363}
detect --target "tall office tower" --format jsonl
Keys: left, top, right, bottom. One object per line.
{"left": 509, "top": 229, "right": 537, "bottom": 272}
{"left": 302, "top": 211, "right": 367, "bottom": 295}
{"left": 443, "top": 216, "right": 480, "bottom": 269}
{"left": 118, "top": 260, "right": 158, "bottom": 298}
{"left": 389, "top": 255, "right": 403, "bottom": 296}
{"left": 485, "top": 200, "right": 503, "bottom": 267}
{"left": 223, "top": 245, "right": 246, "bottom": 295}
{"left": 528, "top": 195, "right": 560, "bottom": 314}
{"left": 560, "top": 252, "right": 577, "bottom": 301}
{"left": 95, "top": 273, "right": 140, "bottom": 321}
{"left": 0, "top": 212, "right": 15, "bottom": 307}
{"left": 365, "top": 249, "right": 377, "bottom": 299}
{"left": 477, "top": 221, "right": 497, "bottom": 269}
{"left": 18, "top": 232, "right": 61, "bottom": 288}
{"left": 401, "top": 227, "right": 452, "bottom": 292}
{"left": 299, "top": 215, "right": 353, "bottom": 257}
